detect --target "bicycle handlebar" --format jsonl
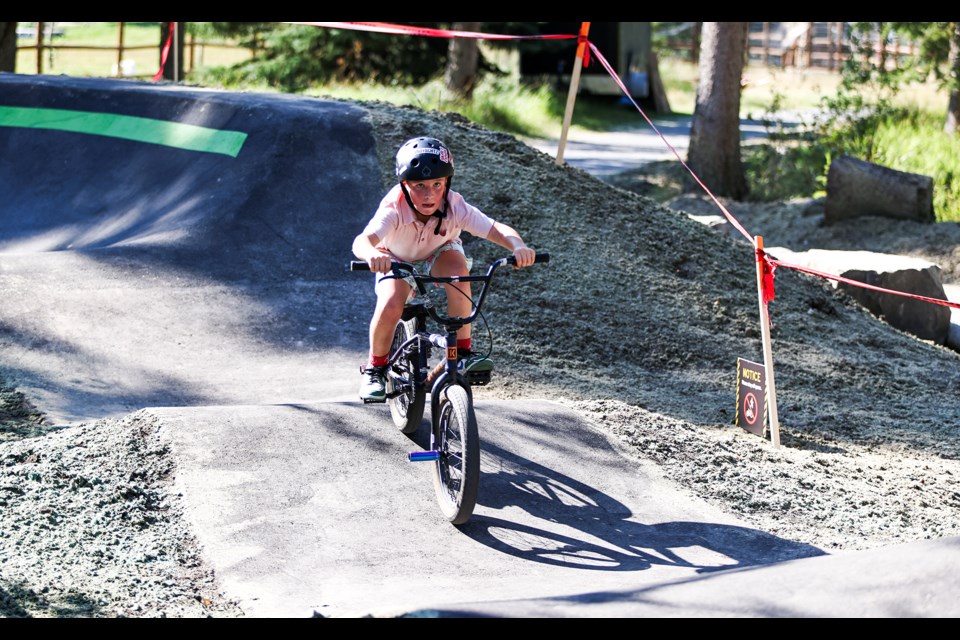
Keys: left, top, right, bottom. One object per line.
{"left": 348, "top": 252, "right": 550, "bottom": 273}
{"left": 348, "top": 252, "right": 550, "bottom": 328}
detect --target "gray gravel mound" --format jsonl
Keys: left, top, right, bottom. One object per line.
{"left": 0, "top": 410, "right": 242, "bottom": 617}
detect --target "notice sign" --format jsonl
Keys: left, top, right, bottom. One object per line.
{"left": 736, "top": 358, "right": 767, "bottom": 437}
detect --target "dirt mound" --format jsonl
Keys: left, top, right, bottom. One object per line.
{"left": 362, "top": 101, "right": 960, "bottom": 550}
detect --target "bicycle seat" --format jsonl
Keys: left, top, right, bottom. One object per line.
{"left": 400, "top": 301, "right": 426, "bottom": 321}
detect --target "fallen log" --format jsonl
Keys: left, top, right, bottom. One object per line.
{"left": 824, "top": 155, "right": 934, "bottom": 225}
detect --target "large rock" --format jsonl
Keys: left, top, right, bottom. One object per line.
{"left": 769, "top": 248, "right": 952, "bottom": 345}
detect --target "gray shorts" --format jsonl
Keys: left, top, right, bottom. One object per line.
{"left": 375, "top": 242, "right": 473, "bottom": 299}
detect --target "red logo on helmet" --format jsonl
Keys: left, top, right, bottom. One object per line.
{"left": 439, "top": 147, "right": 450, "bottom": 164}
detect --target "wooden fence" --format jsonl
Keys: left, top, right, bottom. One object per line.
{"left": 15, "top": 22, "right": 252, "bottom": 79}
{"left": 16, "top": 21, "right": 919, "bottom": 80}
{"left": 665, "top": 22, "right": 918, "bottom": 72}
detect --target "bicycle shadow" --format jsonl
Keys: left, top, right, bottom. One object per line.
{"left": 476, "top": 440, "right": 823, "bottom": 573}
{"left": 405, "top": 408, "right": 824, "bottom": 575}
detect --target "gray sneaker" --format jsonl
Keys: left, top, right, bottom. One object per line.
{"left": 359, "top": 365, "right": 387, "bottom": 403}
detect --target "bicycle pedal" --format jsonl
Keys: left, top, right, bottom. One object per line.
{"left": 467, "top": 371, "right": 492, "bottom": 386}
{"left": 409, "top": 450, "right": 440, "bottom": 462}
{"left": 362, "top": 397, "right": 387, "bottom": 404}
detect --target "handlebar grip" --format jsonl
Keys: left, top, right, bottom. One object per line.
{"left": 506, "top": 251, "right": 550, "bottom": 266}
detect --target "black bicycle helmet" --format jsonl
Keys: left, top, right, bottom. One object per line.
{"left": 395, "top": 137, "right": 455, "bottom": 182}
{"left": 396, "top": 137, "right": 454, "bottom": 234}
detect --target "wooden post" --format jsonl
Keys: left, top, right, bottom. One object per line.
{"left": 762, "top": 22, "right": 770, "bottom": 66}
{"left": 556, "top": 22, "right": 590, "bottom": 166}
{"left": 36, "top": 21, "right": 44, "bottom": 74}
{"left": 117, "top": 22, "right": 125, "bottom": 77}
{"left": 834, "top": 22, "right": 843, "bottom": 71}
{"left": 824, "top": 22, "right": 831, "bottom": 71}
{"left": 755, "top": 236, "right": 781, "bottom": 448}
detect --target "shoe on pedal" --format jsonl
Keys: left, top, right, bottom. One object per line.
{"left": 457, "top": 348, "right": 494, "bottom": 374}
{"left": 359, "top": 365, "right": 387, "bottom": 403}
{"left": 457, "top": 349, "right": 493, "bottom": 385}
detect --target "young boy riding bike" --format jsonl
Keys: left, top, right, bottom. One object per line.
{"left": 352, "top": 135, "right": 537, "bottom": 402}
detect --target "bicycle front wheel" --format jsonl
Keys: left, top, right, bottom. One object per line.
{"left": 431, "top": 384, "right": 480, "bottom": 525}
{"left": 387, "top": 318, "right": 425, "bottom": 435}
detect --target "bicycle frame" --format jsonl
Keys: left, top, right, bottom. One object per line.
{"left": 398, "top": 258, "right": 507, "bottom": 391}
{"left": 353, "top": 255, "right": 531, "bottom": 386}
{"left": 349, "top": 252, "right": 550, "bottom": 524}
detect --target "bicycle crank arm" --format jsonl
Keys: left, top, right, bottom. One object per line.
{"left": 408, "top": 450, "right": 441, "bottom": 462}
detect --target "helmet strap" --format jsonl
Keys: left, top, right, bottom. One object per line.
{"left": 400, "top": 179, "right": 451, "bottom": 235}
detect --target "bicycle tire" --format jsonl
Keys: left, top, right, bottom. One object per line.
{"left": 387, "top": 317, "right": 426, "bottom": 434}
{"left": 431, "top": 384, "right": 480, "bottom": 525}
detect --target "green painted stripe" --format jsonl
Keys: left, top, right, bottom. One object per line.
{"left": 0, "top": 106, "right": 248, "bottom": 157}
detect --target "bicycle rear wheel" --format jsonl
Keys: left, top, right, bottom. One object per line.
{"left": 387, "top": 317, "right": 425, "bottom": 435}
{"left": 431, "top": 384, "right": 480, "bottom": 525}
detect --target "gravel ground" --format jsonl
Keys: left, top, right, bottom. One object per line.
{"left": 3, "top": 100, "right": 960, "bottom": 617}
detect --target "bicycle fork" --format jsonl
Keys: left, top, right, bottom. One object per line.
{"left": 408, "top": 328, "right": 462, "bottom": 463}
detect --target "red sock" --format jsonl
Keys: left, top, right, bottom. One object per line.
{"left": 457, "top": 338, "right": 472, "bottom": 352}
{"left": 369, "top": 353, "right": 389, "bottom": 368}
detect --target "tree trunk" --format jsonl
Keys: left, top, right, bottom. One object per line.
{"left": 824, "top": 154, "right": 934, "bottom": 224}
{"left": 647, "top": 50, "right": 671, "bottom": 114}
{"left": 444, "top": 22, "right": 481, "bottom": 100}
{"left": 0, "top": 22, "right": 17, "bottom": 73}
{"left": 160, "top": 22, "right": 186, "bottom": 81}
{"left": 685, "top": 22, "right": 748, "bottom": 200}
{"left": 945, "top": 22, "right": 960, "bottom": 135}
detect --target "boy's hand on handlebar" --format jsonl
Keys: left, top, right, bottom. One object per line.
{"left": 512, "top": 246, "right": 536, "bottom": 268}
{"left": 367, "top": 253, "right": 393, "bottom": 273}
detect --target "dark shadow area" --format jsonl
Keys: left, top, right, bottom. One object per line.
{"left": 463, "top": 438, "right": 825, "bottom": 571}
{"left": 395, "top": 401, "right": 822, "bottom": 573}
{"left": 0, "top": 581, "right": 102, "bottom": 617}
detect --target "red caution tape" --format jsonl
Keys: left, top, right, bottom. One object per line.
{"left": 153, "top": 23, "right": 174, "bottom": 81}
{"left": 288, "top": 22, "right": 960, "bottom": 317}
{"left": 287, "top": 22, "right": 577, "bottom": 43}
{"left": 768, "top": 256, "right": 960, "bottom": 311}
{"left": 759, "top": 250, "right": 777, "bottom": 303}
{"left": 586, "top": 42, "right": 754, "bottom": 243}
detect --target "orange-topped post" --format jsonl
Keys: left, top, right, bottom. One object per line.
{"left": 755, "top": 236, "right": 781, "bottom": 447}
{"left": 556, "top": 22, "right": 590, "bottom": 165}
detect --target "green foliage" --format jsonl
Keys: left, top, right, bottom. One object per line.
{"left": 299, "top": 77, "right": 609, "bottom": 139}
{"left": 871, "top": 109, "right": 960, "bottom": 221}
{"left": 884, "top": 22, "right": 959, "bottom": 93}
{"left": 192, "top": 22, "right": 512, "bottom": 94}
{"left": 799, "top": 24, "right": 960, "bottom": 222}
{"left": 651, "top": 22, "right": 698, "bottom": 53}
{"left": 742, "top": 143, "right": 828, "bottom": 203}
{"left": 738, "top": 59, "right": 960, "bottom": 221}
{"left": 815, "top": 93, "right": 899, "bottom": 164}
{"left": 204, "top": 23, "right": 449, "bottom": 92}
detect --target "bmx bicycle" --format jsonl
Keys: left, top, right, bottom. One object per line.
{"left": 349, "top": 251, "right": 550, "bottom": 525}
